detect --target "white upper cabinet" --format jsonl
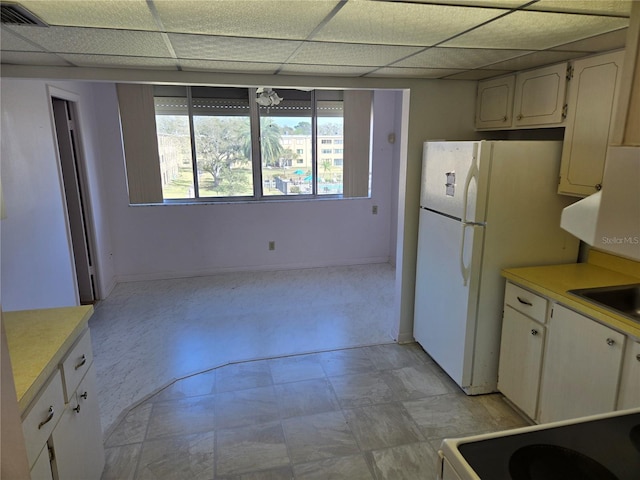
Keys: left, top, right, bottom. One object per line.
{"left": 475, "top": 75, "right": 515, "bottom": 129}
{"left": 558, "top": 50, "right": 625, "bottom": 197}
{"left": 512, "top": 63, "right": 568, "bottom": 128}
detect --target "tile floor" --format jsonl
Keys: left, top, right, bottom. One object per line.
{"left": 101, "top": 343, "right": 528, "bottom": 479}
{"left": 89, "top": 264, "right": 396, "bottom": 435}
{"left": 91, "top": 264, "right": 528, "bottom": 479}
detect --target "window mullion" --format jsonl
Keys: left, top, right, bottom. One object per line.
{"left": 311, "top": 90, "right": 317, "bottom": 196}
{"left": 248, "top": 88, "right": 262, "bottom": 200}
{"left": 186, "top": 87, "right": 199, "bottom": 198}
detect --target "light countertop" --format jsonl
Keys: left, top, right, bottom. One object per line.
{"left": 503, "top": 262, "right": 640, "bottom": 338}
{"left": 3, "top": 306, "right": 93, "bottom": 413}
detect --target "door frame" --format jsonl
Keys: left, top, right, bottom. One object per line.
{"left": 48, "top": 85, "right": 100, "bottom": 304}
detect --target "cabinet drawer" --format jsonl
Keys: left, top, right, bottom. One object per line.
{"left": 60, "top": 328, "right": 93, "bottom": 402}
{"left": 504, "top": 282, "right": 547, "bottom": 323}
{"left": 22, "top": 370, "right": 65, "bottom": 468}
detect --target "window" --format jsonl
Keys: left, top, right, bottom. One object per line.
{"left": 145, "top": 86, "right": 370, "bottom": 202}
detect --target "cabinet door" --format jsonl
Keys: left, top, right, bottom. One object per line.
{"left": 475, "top": 75, "right": 515, "bottom": 129}
{"left": 618, "top": 339, "right": 640, "bottom": 410}
{"left": 513, "top": 63, "right": 567, "bottom": 127}
{"left": 498, "top": 306, "right": 545, "bottom": 419}
{"left": 538, "top": 304, "right": 624, "bottom": 423}
{"left": 30, "top": 445, "right": 53, "bottom": 480}
{"left": 558, "top": 51, "right": 625, "bottom": 197}
{"left": 50, "top": 364, "right": 105, "bottom": 480}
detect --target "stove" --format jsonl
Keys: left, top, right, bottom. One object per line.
{"left": 438, "top": 408, "right": 640, "bottom": 480}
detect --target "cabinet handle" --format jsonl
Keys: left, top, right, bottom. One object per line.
{"left": 38, "top": 406, "right": 55, "bottom": 429}
{"left": 606, "top": 338, "right": 615, "bottom": 346}
{"left": 636, "top": 354, "right": 640, "bottom": 362}
{"left": 80, "top": 391, "right": 88, "bottom": 400}
{"left": 502, "top": 116, "right": 508, "bottom": 122}
{"left": 517, "top": 296, "right": 533, "bottom": 306}
{"left": 595, "top": 183, "right": 602, "bottom": 191}
{"left": 73, "top": 404, "right": 81, "bottom": 414}
{"left": 531, "top": 329, "right": 538, "bottom": 336}
{"left": 74, "top": 354, "right": 87, "bottom": 370}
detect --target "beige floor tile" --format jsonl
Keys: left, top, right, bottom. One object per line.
{"left": 329, "top": 372, "right": 398, "bottom": 408}
{"left": 216, "top": 466, "right": 294, "bottom": 480}
{"left": 293, "top": 455, "right": 374, "bottom": 480}
{"left": 136, "top": 431, "right": 214, "bottom": 480}
{"left": 215, "top": 360, "right": 273, "bottom": 393}
{"left": 216, "top": 422, "right": 289, "bottom": 476}
{"left": 105, "top": 403, "right": 153, "bottom": 447}
{"left": 214, "top": 386, "right": 280, "bottom": 430}
{"left": 343, "top": 403, "right": 424, "bottom": 451}
{"left": 268, "top": 354, "right": 326, "bottom": 384}
{"left": 145, "top": 395, "right": 216, "bottom": 440}
{"left": 152, "top": 370, "right": 216, "bottom": 402}
{"left": 380, "top": 362, "right": 454, "bottom": 401}
{"left": 369, "top": 441, "right": 440, "bottom": 480}
{"left": 282, "top": 411, "right": 360, "bottom": 464}
{"left": 101, "top": 443, "right": 142, "bottom": 480}
{"left": 318, "top": 349, "right": 378, "bottom": 377}
{"left": 274, "top": 378, "right": 340, "bottom": 418}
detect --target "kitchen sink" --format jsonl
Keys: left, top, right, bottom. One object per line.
{"left": 568, "top": 283, "right": 640, "bottom": 323}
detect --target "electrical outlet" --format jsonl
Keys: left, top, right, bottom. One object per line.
{"left": 372, "top": 205, "right": 378, "bottom": 215}
{"left": 268, "top": 241, "right": 275, "bottom": 251}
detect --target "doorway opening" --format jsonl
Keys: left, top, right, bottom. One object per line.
{"left": 51, "top": 96, "right": 97, "bottom": 304}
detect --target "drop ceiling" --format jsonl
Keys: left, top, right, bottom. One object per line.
{"left": 0, "top": 0, "right": 632, "bottom": 80}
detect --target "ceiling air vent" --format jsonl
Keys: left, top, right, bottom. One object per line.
{"left": 1, "top": 3, "right": 48, "bottom": 26}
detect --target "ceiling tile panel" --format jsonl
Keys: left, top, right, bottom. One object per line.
{"left": 483, "top": 50, "right": 590, "bottom": 71}
{"left": 278, "top": 64, "right": 374, "bottom": 76}
{"left": 155, "top": 0, "right": 340, "bottom": 40}
{"left": 525, "top": 0, "right": 632, "bottom": 16}
{"left": 1, "top": 28, "right": 44, "bottom": 51}
{"left": 17, "top": 0, "right": 159, "bottom": 30}
{"left": 1, "top": 51, "right": 70, "bottom": 66}
{"left": 179, "top": 59, "right": 279, "bottom": 74}
{"left": 59, "top": 54, "right": 179, "bottom": 70}
{"left": 1, "top": 26, "right": 172, "bottom": 57}
{"left": 551, "top": 28, "right": 628, "bottom": 52}
{"left": 314, "top": 1, "right": 506, "bottom": 46}
{"left": 405, "top": 1, "right": 532, "bottom": 6}
{"left": 365, "top": 67, "right": 465, "bottom": 78}
{"left": 288, "top": 42, "right": 422, "bottom": 67}
{"left": 169, "top": 33, "right": 301, "bottom": 63}
{"left": 443, "top": 69, "right": 515, "bottom": 80}
{"left": 393, "top": 47, "right": 534, "bottom": 69}
{"left": 444, "top": 10, "right": 628, "bottom": 50}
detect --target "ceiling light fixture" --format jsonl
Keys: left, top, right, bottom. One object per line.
{"left": 256, "top": 87, "right": 283, "bottom": 107}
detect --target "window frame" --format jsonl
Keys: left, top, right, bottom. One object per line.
{"left": 154, "top": 86, "right": 356, "bottom": 203}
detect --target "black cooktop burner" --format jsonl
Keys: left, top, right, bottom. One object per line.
{"left": 457, "top": 413, "right": 640, "bottom": 480}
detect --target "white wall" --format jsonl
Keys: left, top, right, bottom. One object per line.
{"left": 0, "top": 78, "right": 115, "bottom": 310}
{"left": 90, "top": 86, "right": 397, "bottom": 281}
{"left": 0, "top": 66, "right": 479, "bottom": 341}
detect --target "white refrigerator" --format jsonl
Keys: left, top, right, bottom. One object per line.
{"left": 413, "top": 140, "right": 579, "bottom": 394}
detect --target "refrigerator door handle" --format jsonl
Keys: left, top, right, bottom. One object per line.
{"left": 460, "top": 223, "right": 472, "bottom": 286}
{"left": 462, "top": 147, "right": 479, "bottom": 224}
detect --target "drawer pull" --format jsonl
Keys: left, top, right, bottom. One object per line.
{"left": 74, "top": 354, "right": 87, "bottom": 370}
{"left": 73, "top": 404, "right": 81, "bottom": 414}
{"left": 606, "top": 338, "right": 615, "bottom": 346}
{"left": 80, "top": 391, "right": 88, "bottom": 400}
{"left": 38, "top": 406, "right": 54, "bottom": 429}
{"left": 636, "top": 354, "right": 640, "bottom": 362}
{"left": 531, "top": 329, "right": 539, "bottom": 336}
{"left": 517, "top": 296, "right": 533, "bottom": 306}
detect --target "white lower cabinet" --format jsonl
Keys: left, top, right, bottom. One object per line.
{"left": 21, "top": 328, "right": 104, "bottom": 480}
{"left": 30, "top": 446, "right": 54, "bottom": 480}
{"left": 498, "top": 306, "right": 545, "bottom": 419}
{"left": 538, "top": 304, "right": 624, "bottom": 423}
{"left": 618, "top": 339, "right": 640, "bottom": 410}
{"left": 499, "top": 281, "right": 635, "bottom": 424}
{"left": 51, "top": 364, "right": 105, "bottom": 480}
